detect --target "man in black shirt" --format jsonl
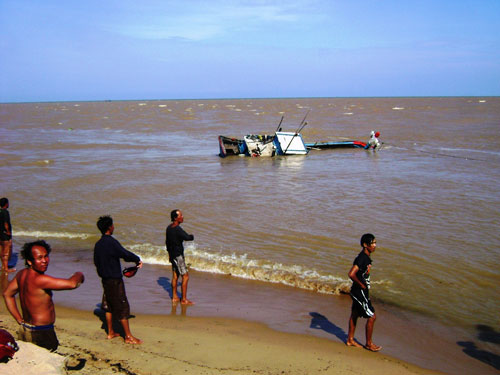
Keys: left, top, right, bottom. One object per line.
{"left": 0, "top": 198, "right": 14, "bottom": 273}
{"left": 166, "top": 209, "right": 194, "bottom": 305}
{"left": 94, "top": 215, "right": 142, "bottom": 344}
{"left": 346, "top": 233, "right": 381, "bottom": 352}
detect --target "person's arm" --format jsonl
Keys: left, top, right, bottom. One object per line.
{"left": 348, "top": 265, "right": 366, "bottom": 289}
{"left": 36, "top": 272, "right": 85, "bottom": 291}
{"left": 3, "top": 277, "right": 23, "bottom": 324}
{"left": 179, "top": 227, "right": 194, "bottom": 241}
{"left": 112, "top": 237, "right": 141, "bottom": 264}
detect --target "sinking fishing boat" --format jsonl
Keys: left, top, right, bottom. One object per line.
{"left": 218, "top": 131, "right": 308, "bottom": 158}
{"left": 218, "top": 110, "right": 379, "bottom": 157}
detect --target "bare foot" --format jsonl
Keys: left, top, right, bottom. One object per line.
{"left": 172, "top": 297, "right": 180, "bottom": 304}
{"left": 346, "top": 340, "right": 363, "bottom": 348}
{"left": 107, "top": 332, "right": 120, "bottom": 340}
{"left": 125, "top": 336, "right": 143, "bottom": 344}
{"left": 364, "top": 343, "right": 382, "bottom": 352}
{"left": 181, "top": 299, "right": 194, "bottom": 305}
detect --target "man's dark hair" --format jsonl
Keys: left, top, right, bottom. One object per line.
{"left": 97, "top": 215, "right": 113, "bottom": 235}
{"left": 360, "top": 233, "right": 375, "bottom": 247}
{"left": 21, "top": 240, "right": 51, "bottom": 267}
{"left": 170, "top": 209, "right": 180, "bottom": 222}
{"left": 0, "top": 198, "right": 8, "bottom": 207}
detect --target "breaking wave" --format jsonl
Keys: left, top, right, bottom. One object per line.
{"left": 15, "top": 230, "right": 92, "bottom": 240}
{"left": 128, "top": 243, "right": 353, "bottom": 295}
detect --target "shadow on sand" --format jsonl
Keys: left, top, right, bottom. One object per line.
{"left": 457, "top": 324, "right": 500, "bottom": 370}
{"left": 309, "top": 312, "right": 349, "bottom": 344}
{"left": 157, "top": 276, "right": 173, "bottom": 299}
{"left": 92, "top": 304, "right": 136, "bottom": 340}
{"left": 8, "top": 252, "right": 18, "bottom": 270}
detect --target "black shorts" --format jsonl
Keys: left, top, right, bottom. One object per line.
{"left": 350, "top": 288, "right": 375, "bottom": 318}
{"left": 101, "top": 278, "right": 130, "bottom": 320}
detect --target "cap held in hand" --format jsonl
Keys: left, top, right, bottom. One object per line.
{"left": 123, "top": 265, "right": 139, "bottom": 278}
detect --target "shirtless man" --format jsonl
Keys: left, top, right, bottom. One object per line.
{"left": 166, "top": 209, "right": 194, "bottom": 305}
{"left": 0, "top": 198, "right": 14, "bottom": 273}
{"left": 346, "top": 233, "right": 382, "bottom": 352}
{"left": 2, "top": 240, "right": 84, "bottom": 351}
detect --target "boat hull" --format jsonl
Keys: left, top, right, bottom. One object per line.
{"left": 218, "top": 135, "right": 247, "bottom": 157}
{"left": 305, "top": 140, "right": 367, "bottom": 149}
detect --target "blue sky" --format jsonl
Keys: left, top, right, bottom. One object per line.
{"left": 1, "top": 0, "right": 499, "bottom": 102}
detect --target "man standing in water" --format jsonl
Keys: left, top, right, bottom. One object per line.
{"left": 166, "top": 209, "right": 194, "bottom": 305}
{"left": 94, "top": 215, "right": 142, "bottom": 344}
{"left": 3, "top": 240, "right": 84, "bottom": 351}
{"left": 0, "top": 198, "right": 14, "bottom": 273}
{"left": 346, "top": 233, "right": 382, "bottom": 352}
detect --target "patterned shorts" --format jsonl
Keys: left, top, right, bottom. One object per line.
{"left": 172, "top": 255, "right": 188, "bottom": 275}
{"left": 350, "top": 288, "right": 375, "bottom": 318}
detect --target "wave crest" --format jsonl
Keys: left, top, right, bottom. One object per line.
{"left": 129, "top": 243, "right": 352, "bottom": 295}
{"left": 15, "top": 230, "right": 91, "bottom": 240}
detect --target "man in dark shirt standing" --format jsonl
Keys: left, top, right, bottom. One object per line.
{"left": 94, "top": 215, "right": 142, "bottom": 344}
{"left": 0, "top": 198, "right": 14, "bottom": 273}
{"left": 166, "top": 209, "right": 194, "bottom": 305}
{"left": 346, "top": 233, "right": 381, "bottom": 352}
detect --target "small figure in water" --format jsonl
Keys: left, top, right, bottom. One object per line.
{"left": 365, "top": 131, "right": 381, "bottom": 150}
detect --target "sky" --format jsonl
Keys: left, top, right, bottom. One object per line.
{"left": 1, "top": 0, "right": 499, "bottom": 102}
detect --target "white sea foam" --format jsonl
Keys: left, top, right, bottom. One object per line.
{"left": 128, "top": 243, "right": 351, "bottom": 295}
{"left": 15, "top": 230, "right": 92, "bottom": 240}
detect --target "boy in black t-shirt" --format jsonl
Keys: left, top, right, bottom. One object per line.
{"left": 346, "top": 233, "right": 382, "bottom": 352}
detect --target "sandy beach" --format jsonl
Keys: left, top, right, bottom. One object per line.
{"left": 1, "top": 302, "right": 444, "bottom": 375}
{"left": 1, "top": 261, "right": 499, "bottom": 375}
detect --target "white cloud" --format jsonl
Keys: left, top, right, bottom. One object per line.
{"left": 104, "top": 1, "right": 309, "bottom": 41}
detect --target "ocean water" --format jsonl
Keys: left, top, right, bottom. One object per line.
{"left": 1, "top": 97, "right": 499, "bottom": 337}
